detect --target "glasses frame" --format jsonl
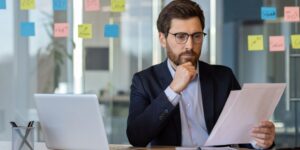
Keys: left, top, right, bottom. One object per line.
{"left": 168, "top": 32, "right": 207, "bottom": 44}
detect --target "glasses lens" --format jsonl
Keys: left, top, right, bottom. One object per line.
{"left": 175, "top": 33, "right": 188, "bottom": 43}
{"left": 193, "top": 32, "right": 204, "bottom": 43}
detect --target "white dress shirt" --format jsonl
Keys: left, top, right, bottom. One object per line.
{"left": 164, "top": 59, "right": 208, "bottom": 146}
{"left": 164, "top": 59, "right": 260, "bottom": 149}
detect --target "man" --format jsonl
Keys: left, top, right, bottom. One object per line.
{"left": 127, "top": 0, "right": 275, "bottom": 149}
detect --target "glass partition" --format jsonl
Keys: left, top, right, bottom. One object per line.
{"left": 222, "top": 0, "right": 300, "bottom": 147}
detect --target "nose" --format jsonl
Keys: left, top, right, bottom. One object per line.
{"left": 185, "top": 35, "right": 193, "bottom": 50}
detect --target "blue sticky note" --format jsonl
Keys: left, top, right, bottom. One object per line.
{"left": 261, "top": 7, "right": 277, "bottom": 20}
{"left": 104, "top": 24, "right": 119, "bottom": 38}
{"left": 53, "top": 0, "right": 67, "bottom": 11}
{"left": 0, "top": 0, "right": 6, "bottom": 9}
{"left": 20, "top": 22, "right": 35, "bottom": 37}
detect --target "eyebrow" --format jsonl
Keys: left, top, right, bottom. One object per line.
{"left": 170, "top": 31, "right": 204, "bottom": 34}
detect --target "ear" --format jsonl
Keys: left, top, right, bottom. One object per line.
{"left": 159, "top": 32, "right": 167, "bottom": 48}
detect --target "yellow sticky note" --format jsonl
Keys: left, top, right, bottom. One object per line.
{"left": 291, "top": 34, "right": 300, "bottom": 49}
{"left": 111, "top": 0, "right": 125, "bottom": 12}
{"left": 78, "top": 24, "right": 92, "bottom": 39}
{"left": 248, "top": 35, "right": 264, "bottom": 51}
{"left": 20, "top": 0, "right": 35, "bottom": 10}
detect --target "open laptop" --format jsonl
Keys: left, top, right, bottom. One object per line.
{"left": 34, "top": 94, "right": 109, "bottom": 150}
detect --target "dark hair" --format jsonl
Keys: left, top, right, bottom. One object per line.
{"left": 157, "top": 0, "right": 205, "bottom": 36}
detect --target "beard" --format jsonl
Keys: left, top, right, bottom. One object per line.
{"left": 166, "top": 43, "right": 200, "bottom": 67}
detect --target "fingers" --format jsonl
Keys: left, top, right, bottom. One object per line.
{"left": 251, "top": 131, "right": 272, "bottom": 140}
{"left": 252, "top": 121, "right": 275, "bottom": 136}
{"left": 257, "top": 120, "right": 275, "bottom": 128}
{"left": 251, "top": 121, "right": 275, "bottom": 149}
{"left": 253, "top": 138, "right": 273, "bottom": 149}
{"left": 180, "top": 62, "right": 196, "bottom": 72}
{"left": 252, "top": 126, "right": 273, "bottom": 135}
{"left": 170, "top": 62, "right": 197, "bottom": 93}
{"left": 176, "top": 62, "right": 197, "bottom": 80}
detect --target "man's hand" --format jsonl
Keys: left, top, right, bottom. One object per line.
{"left": 170, "top": 62, "right": 197, "bottom": 93}
{"left": 251, "top": 120, "right": 275, "bottom": 149}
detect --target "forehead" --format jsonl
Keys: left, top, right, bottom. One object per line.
{"left": 169, "top": 17, "right": 202, "bottom": 33}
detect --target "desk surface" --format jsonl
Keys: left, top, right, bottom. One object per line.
{"left": 0, "top": 141, "right": 251, "bottom": 150}
{"left": 0, "top": 141, "right": 184, "bottom": 150}
{"left": 0, "top": 142, "right": 180, "bottom": 150}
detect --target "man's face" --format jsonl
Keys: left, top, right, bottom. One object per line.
{"left": 159, "top": 17, "right": 204, "bottom": 67}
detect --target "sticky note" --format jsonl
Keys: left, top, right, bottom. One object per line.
{"left": 269, "top": 36, "right": 285, "bottom": 52}
{"left": 78, "top": 24, "right": 92, "bottom": 39}
{"left": 20, "top": 0, "right": 35, "bottom": 10}
{"left": 53, "top": 0, "right": 67, "bottom": 11}
{"left": 291, "top": 34, "right": 300, "bottom": 49}
{"left": 111, "top": 0, "right": 125, "bottom": 12}
{"left": 20, "top": 22, "right": 35, "bottom": 37}
{"left": 261, "top": 7, "right": 277, "bottom": 20}
{"left": 85, "top": 0, "right": 100, "bottom": 11}
{"left": 54, "top": 23, "right": 68, "bottom": 38}
{"left": 284, "top": 6, "right": 300, "bottom": 22}
{"left": 104, "top": 24, "right": 119, "bottom": 38}
{"left": 248, "top": 35, "right": 264, "bottom": 51}
{"left": 0, "top": 0, "right": 6, "bottom": 9}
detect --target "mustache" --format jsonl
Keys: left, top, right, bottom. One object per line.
{"left": 179, "top": 51, "right": 196, "bottom": 57}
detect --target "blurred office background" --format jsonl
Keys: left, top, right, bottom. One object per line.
{"left": 0, "top": 0, "right": 299, "bottom": 148}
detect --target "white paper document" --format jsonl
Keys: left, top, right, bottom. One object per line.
{"left": 204, "top": 83, "right": 286, "bottom": 146}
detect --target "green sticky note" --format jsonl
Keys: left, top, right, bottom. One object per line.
{"left": 78, "top": 24, "right": 92, "bottom": 39}
{"left": 248, "top": 35, "right": 264, "bottom": 51}
{"left": 291, "top": 34, "right": 300, "bottom": 49}
{"left": 20, "top": 0, "right": 35, "bottom": 10}
{"left": 111, "top": 0, "right": 125, "bottom": 12}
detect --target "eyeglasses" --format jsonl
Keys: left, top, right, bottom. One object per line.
{"left": 168, "top": 32, "right": 207, "bottom": 44}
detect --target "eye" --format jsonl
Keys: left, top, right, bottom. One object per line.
{"left": 193, "top": 33, "right": 202, "bottom": 39}
{"left": 176, "top": 33, "right": 187, "bottom": 40}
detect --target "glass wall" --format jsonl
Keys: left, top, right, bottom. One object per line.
{"left": 0, "top": 0, "right": 165, "bottom": 144}
{"left": 0, "top": 0, "right": 299, "bottom": 148}
{"left": 222, "top": 0, "right": 300, "bottom": 147}
{"left": 81, "top": 0, "right": 155, "bottom": 144}
{"left": 0, "top": 0, "right": 74, "bottom": 139}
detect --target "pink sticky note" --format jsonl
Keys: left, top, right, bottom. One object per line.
{"left": 54, "top": 23, "right": 69, "bottom": 37}
{"left": 284, "top": 6, "right": 300, "bottom": 22}
{"left": 85, "top": 0, "right": 100, "bottom": 11}
{"left": 269, "top": 36, "right": 285, "bottom": 52}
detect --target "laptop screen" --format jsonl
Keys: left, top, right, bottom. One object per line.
{"left": 35, "top": 94, "right": 109, "bottom": 150}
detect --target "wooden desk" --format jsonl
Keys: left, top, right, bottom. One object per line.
{"left": 0, "top": 141, "right": 177, "bottom": 150}
{"left": 110, "top": 144, "right": 177, "bottom": 150}
{"left": 0, "top": 141, "right": 252, "bottom": 150}
{"left": 109, "top": 144, "right": 252, "bottom": 150}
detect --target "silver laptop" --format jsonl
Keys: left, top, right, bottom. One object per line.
{"left": 35, "top": 94, "right": 109, "bottom": 150}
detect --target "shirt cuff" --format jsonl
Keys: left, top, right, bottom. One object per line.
{"left": 251, "top": 140, "right": 263, "bottom": 150}
{"left": 164, "top": 86, "right": 180, "bottom": 106}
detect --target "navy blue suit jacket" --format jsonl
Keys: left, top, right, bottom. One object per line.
{"left": 127, "top": 60, "right": 246, "bottom": 147}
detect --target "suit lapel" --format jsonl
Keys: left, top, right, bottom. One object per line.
{"left": 156, "top": 60, "right": 173, "bottom": 89}
{"left": 198, "top": 61, "right": 215, "bottom": 134}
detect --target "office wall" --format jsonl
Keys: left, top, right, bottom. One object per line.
{"left": 0, "top": 0, "right": 14, "bottom": 139}
{"left": 83, "top": 0, "right": 153, "bottom": 96}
